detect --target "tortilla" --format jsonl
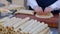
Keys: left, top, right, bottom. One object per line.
{"left": 35, "top": 13, "right": 53, "bottom": 18}
{"left": 16, "top": 10, "right": 34, "bottom": 15}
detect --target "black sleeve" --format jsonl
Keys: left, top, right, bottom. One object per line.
{"left": 6, "top": 0, "right": 12, "bottom": 3}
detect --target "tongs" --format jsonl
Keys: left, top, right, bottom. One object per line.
{"left": 8, "top": 10, "right": 17, "bottom": 18}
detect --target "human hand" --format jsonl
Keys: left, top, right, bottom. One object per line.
{"left": 34, "top": 6, "right": 43, "bottom": 15}
{"left": 44, "top": 7, "right": 52, "bottom": 15}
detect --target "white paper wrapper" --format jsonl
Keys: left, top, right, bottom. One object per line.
{"left": 7, "top": 4, "right": 25, "bottom": 10}
{"left": 12, "top": 0, "right": 24, "bottom": 6}
{"left": 0, "top": 8, "right": 11, "bottom": 16}
{"left": 16, "top": 9, "right": 34, "bottom": 15}
{"left": 0, "top": 17, "right": 51, "bottom": 34}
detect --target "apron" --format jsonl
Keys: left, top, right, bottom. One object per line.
{"left": 29, "top": 0, "right": 59, "bottom": 14}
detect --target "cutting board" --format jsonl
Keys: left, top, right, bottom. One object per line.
{"left": 14, "top": 13, "right": 58, "bottom": 28}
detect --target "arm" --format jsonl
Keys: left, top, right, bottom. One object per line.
{"left": 27, "top": 0, "right": 43, "bottom": 15}
{"left": 27, "top": 0, "right": 39, "bottom": 9}
{"left": 44, "top": 0, "right": 60, "bottom": 14}
{"left": 49, "top": 0, "right": 60, "bottom": 10}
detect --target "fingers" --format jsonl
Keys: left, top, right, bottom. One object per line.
{"left": 37, "top": 11, "right": 44, "bottom": 15}
{"left": 34, "top": 6, "right": 52, "bottom": 15}
{"left": 44, "top": 10, "right": 50, "bottom": 15}
{"left": 44, "top": 7, "right": 52, "bottom": 15}
{"left": 34, "top": 6, "right": 44, "bottom": 15}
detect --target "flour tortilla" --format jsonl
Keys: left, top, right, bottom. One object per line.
{"left": 7, "top": 4, "right": 25, "bottom": 11}
{"left": 12, "top": 0, "right": 24, "bottom": 6}
{"left": 16, "top": 10, "right": 34, "bottom": 15}
{"left": 35, "top": 13, "right": 53, "bottom": 18}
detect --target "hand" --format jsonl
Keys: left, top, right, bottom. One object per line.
{"left": 44, "top": 7, "right": 52, "bottom": 15}
{"left": 34, "top": 6, "right": 43, "bottom": 15}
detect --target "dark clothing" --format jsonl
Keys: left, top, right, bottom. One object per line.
{"left": 7, "top": 0, "right": 12, "bottom": 4}
{"left": 29, "top": 0, "right": 60, "bottom": 14}
{"left": 36, "top": 0, "right": 57, "bottom": 10}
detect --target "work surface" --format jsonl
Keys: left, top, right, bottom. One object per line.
{"left": 14, "top": 13, "right": 59, "bottom": 28}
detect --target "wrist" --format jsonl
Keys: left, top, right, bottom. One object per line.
{"left": 49, "top": 4, "right": 57, "bottom": 11}
{"left": 48, "top": 6, "right": 54, "bottom": 11}
{"left": 33, "top": 6, "right": 40, "bottom": 10}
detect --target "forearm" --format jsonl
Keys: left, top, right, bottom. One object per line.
{"left": 49, "top": 0, "right": 60, "bottom": 10}
{"left": 27, "top": 0, "right": 39, "bottom": 9}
